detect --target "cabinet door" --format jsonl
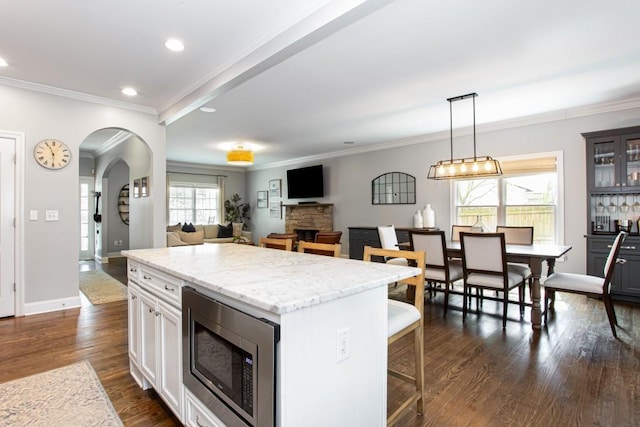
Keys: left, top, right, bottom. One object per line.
{"left": 622, "top": 133, "right": 640, "bottom": 190}
{"left": 617, "top": 255, "right": 640, "bottom": 296}
{"left": 158, "top": 299, "right": 183, "bottom": 420}
{"left": 139, "top": 291, "right": 159, "bottom": 387}
{"left": 587, "top": 136, "right": 620, "bottom": 192}
{"left": 128, "top": 283, "right": 141, "bottom": 364}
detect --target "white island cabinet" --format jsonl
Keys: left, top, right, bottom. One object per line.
{"left": 123, "top": 244, "right": 420, "bottom": 427}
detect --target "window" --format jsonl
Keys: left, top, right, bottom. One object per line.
{"left": 453, "top": 153, "right": 562, "bottom": 244}
{"left": 169, "top": 184, "right": 219, "bottom": 225}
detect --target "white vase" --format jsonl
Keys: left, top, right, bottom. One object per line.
{"left": 423, "top": 204, "right": 435, "bottom": 228}
{"left": 413, "top": 210, "right": 423, "bottom": 228}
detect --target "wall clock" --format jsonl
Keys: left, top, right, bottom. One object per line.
{"left": 34, "top": 139, "right": 71, "bottom": 169}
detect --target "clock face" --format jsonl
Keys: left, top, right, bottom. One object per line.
{"left": 34, "top": 139, "right": 71, "bottom": 169}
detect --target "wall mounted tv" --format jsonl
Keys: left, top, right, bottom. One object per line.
{"left": 286, "top": 165, "right": 324, "bottom": 199}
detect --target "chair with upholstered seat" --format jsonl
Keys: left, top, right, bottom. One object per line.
{"left": 298, "top": 241, "right": 341, "bottom": 257}
{"left": 451, "top": 225, "right": 473, "bottom": 242}
{"left": 377, "top": 225, "right": 408, "bottom": 266}
{"left": 258, "top": 237, "right": 293, "bottom": 251}
{"left": 496, "top": 225, "right": 534, "bottom": 297}
{"left": 409, "top": 229, "right": 463, "bottom": 317}
{"left": 363, "top": 246, "right": 425, "bottom": 425}
{"left": 544, "top": 231, "right": 626, "bottom": 337}
{"left": 314, "top": 231, "right": 342, "bottom": 244}
{"left": 460, "top": 232, "right": 527, "bottom": 329}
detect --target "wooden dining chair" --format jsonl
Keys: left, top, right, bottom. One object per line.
{"left": 496, "top": 225, "right": 534, "bottom": 297}
{"left": 363, "top": 246, "right": 425, "bottom": 426}
{"left": 377, "top": 225, "right": 408, "bottom": 266}
{"left": 543, "top": 231, "right": 626, "bottom": 337}
{"left": 496, "top": 226, "right": 534, "bottom": 245}
{"left": 409, "top": 229, "right": 463, "bottom": 317}
{"left": 451, "top": 225, "right": 473, "bottom": 242}
{"left": 460, "top": 232, "right": 527, "bottom": 329}
{"left": 258, "top": 237, "right": 293, "bottom": 251}
{"left": 314, "top": 231, "right": 342, "bottom": 244}
{"left": 298, "top": 241, "right": 341, "bottom": 257}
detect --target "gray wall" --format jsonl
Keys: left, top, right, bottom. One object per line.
{"left": 105, "top": 160, "right": 130, "bottom": 255}
{"left": 0, "top": 84, "right": 166, "bottom": 313}
{"left": 247, "top": 106, "right": 640, "bottom": 275}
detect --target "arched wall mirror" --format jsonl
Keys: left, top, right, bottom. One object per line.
{"left": 371, "top": 172, "right": 416, "bottom": 205}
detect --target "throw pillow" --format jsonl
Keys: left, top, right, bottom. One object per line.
{"left": 232, "top": 222, "right": 244, "bottom": 238}
{"left": 166, "top": 223, "right": 182, "bottom": 232}
{"left": 218, "top": 223, "right": 233, "bottom": 238}
{"left": 167, "top": 231, "right": 188, "bottom": 247}
{"left": 177, "top": 230, "right": 204, "bottom": 244}
{"left": 203, "top": 224, "right": 219, "bottom": 239}
{"left": 182, "top": 222, "right": 196, "bottom": 232}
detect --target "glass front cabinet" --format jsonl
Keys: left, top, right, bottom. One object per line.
{"left": 584, "top": 126, "right": 640, "bottom": 303}
{"left": 586, "top": 128, "right": 640, "bottom": 193}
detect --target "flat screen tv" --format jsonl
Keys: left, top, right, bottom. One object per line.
{"left": 287, "top": 165, "right": 324, "bottom": 199}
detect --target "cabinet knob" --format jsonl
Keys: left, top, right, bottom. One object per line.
{"left": 164, "top": 285, "right": 175, "bottom": 292}
{"left": 129, "top": 267, "right": 137, "bottom": 273}
{"left": 143, "top": 275, "right": 152, "bottom": 280}
{"left": 155, "top": 311, "right": 160, "bottom": 317}
{"left": 131, "top": 295, "right": 137, "bottom": 300}
{"left": 616, "top": 258, "right": 627, "bottom": 265}
{"left": 148, "top": 307, "right": 154, "bottom": 313}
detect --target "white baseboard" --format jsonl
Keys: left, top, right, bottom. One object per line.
{"left": 107, "top": 252, "right": 125, "bottom": 258}
{"left": 24, "top": 295, "right": 82, "bottom": 316}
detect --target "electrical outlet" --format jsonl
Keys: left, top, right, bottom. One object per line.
{"left": 337, "top": 327, "right": 350, "bottom": 362}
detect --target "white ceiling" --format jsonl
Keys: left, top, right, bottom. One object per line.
{"left": 3, "top": 0, "right": 640, "bottom": 168}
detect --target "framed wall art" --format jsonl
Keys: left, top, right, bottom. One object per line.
{"left": 257, "top": 190, "right": 268, "bottom": 208}
{"left": 269, "top": 179, "right": 281, "bottom": 198}
{"left": 269, "top": 201, "right": 281, "bottom": 219}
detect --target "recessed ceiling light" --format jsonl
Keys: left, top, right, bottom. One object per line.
{"left": 0, "top": 57, "right": 8, "bottom": 67}
{"left": 122, "top": 87, "right": 138, "bottom": 96}
{"left": 199, "top": 107, "right": 216, "bottom": 113}
{"left": 343, "top": 141, "right": 355, "bottom": 145}
{"left": 165, "top": 38, "right": 184, "bottom": 52}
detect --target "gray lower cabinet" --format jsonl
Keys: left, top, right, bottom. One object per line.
{"left": 348, "top": 226, "right": 410, "bottom": 260}
{"left": 587, "top": 235, "right": 640, "bottom": 302}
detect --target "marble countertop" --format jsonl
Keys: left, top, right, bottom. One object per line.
{"left": 122, "top": 244, "right": 420, "bottom": 315}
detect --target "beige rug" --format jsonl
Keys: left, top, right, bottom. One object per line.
{"left": 80, "top": 270, "right": 128, "bottom": 305}
{"left": 0, "top": 360, "right": 123, "bottom": 426}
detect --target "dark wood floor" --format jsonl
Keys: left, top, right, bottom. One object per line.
{"left": 2, "top": 259, "right": 639, "bottom": 426}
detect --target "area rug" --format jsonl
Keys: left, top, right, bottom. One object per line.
{"left": 80, "top": 270, "right": 127, "bottom": 305}
{"left": 0, "top": 360, "right": 123, "bottom": 426}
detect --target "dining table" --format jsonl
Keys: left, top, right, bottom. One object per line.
{"left": 399, "top": 239, "right": 573, "bottom": 330}
{"left": 445, "top": 240, "right": 572, "bottom": 330}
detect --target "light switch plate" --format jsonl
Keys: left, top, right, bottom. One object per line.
{"left": 29, "top": 210, "right": 38, "bottom": 221}
{"left": 45, "top": 210, "right": 59, "bottom": 221}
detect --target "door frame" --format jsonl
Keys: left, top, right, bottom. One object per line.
{"left": 0, "top": 130, "right": 25, "bottom": 317}
{"left": 79, "top": 176, "right": 95, "bottom": 260}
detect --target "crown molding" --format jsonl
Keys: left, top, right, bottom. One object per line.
{"left": 250, "top": 95, "right": 640, "bottom": 171}
{"left": 0, "top": 76, "right": 157, "bottom": 115}
{"left": 166, "top": 160, "right": 245, "bottom": 173}
{"left": 95, "top": 130, "right": 132, "bottom": 156}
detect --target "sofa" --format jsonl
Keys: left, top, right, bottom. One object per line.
{"left": 166, "top": 223, "right": 253, "bottom": 247}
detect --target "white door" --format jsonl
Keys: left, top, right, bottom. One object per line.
{"left": 0, "top": 137, "right": 16, "bottom": 317}
{"left": 79, "top": 178, "right": 94, "bottom": 260}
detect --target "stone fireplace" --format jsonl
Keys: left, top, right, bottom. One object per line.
{"left": 284, "top": 203, "right": 334, "bottom": 241}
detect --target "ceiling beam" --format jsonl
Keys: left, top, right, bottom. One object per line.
{"left": 158, "top": 0, "right": 395, "bottom": 125}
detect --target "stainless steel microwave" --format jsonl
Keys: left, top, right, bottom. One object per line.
{"left": 182, "top": 286, "right": 279, "bottom": 427}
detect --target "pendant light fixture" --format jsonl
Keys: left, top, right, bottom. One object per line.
{"left": 226, "top": 144, "right": 254, "bottom": 166}
{"left": 427, "top": 92, "right": 502, "bottom": 180}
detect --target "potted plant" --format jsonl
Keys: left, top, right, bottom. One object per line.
{"left": 224, "top": 193, "right": 250, "bottom": 226}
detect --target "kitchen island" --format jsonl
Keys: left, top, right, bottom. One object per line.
{"left": 122, "top": 243, "right": 420, "bottom": 427}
